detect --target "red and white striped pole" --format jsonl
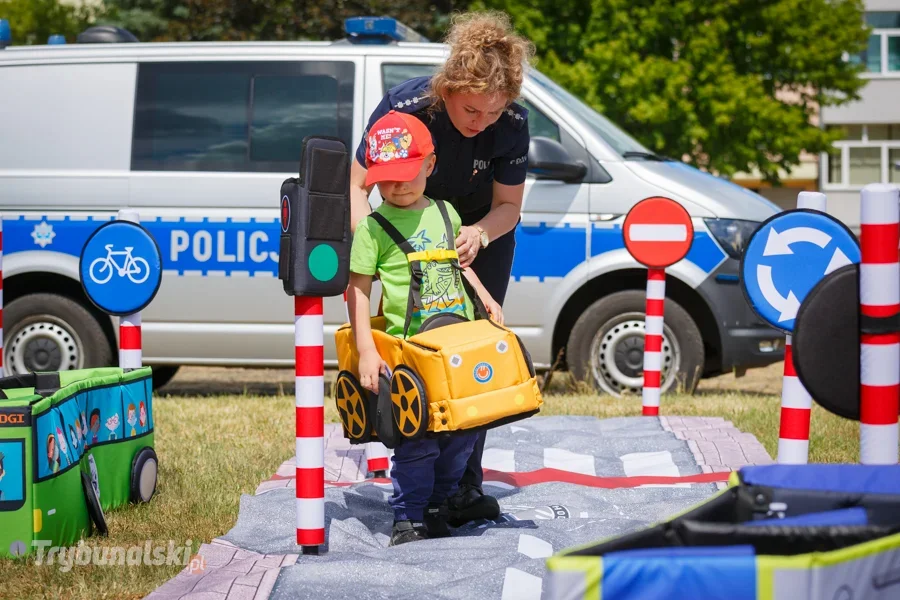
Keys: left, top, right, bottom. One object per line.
{"left": 859, "top": 183, "right": 900, "bottom": 465}
{"left": 776, "top": 191, "right": 826, "bottom": 464}
{"left": 295, "top": 295, "right": 325, "bottom": 552}
{"left": 642, "top": 268, "right": 666, "bottom": 416}
{"left": 0, "top": 214, "right": 4, "bottom": 378}
{"left": 117, "top": 210, "right": 142, "bottom": 370}
{"left": 343, "top": 291, "right": 390, "bottom": 477}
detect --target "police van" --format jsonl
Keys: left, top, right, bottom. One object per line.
{"left": 0, "top": 17, "right": 784, "bottom": 394}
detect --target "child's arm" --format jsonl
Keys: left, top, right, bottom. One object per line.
{"left": 348, "top": 271, "right": 388, "bottom": 392}
{"left": 462, "top": 267, "right": 504, "bottom": 325}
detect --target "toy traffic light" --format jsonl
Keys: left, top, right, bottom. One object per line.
{"left": 278, "top": 136, "right": 351, "bottom": 297}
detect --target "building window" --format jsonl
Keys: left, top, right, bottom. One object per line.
{"left": 133, "top": 61, "right": 354, "bottom": 173}
{"left": 851, "top": 12, "right": 900, "bottom": 75}
{"left": 824, "top": 124, "right": 900, "bottom": 188}
{"left": 849, "top": 147, "right": 881, "bottom": 186}
{"left": 891, "top": 148, "right": 900, "bottom": 184}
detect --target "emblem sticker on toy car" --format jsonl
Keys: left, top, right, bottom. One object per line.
{"left": 496, "top": 341, "right": 508, "bottom": 354}
{"left": 450, "top": 355, "right": 462, "bottom": 368}
{"left": 474, "top": 362, "right": 493, "bottom": 383}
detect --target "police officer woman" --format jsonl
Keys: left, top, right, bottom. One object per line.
{"left": 349, "top": 11, "right": 534, "bottom": 526}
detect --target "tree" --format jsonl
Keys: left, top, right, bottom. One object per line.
{"left": 0, "top": 0, "right": 99, "bottom": 45}
{"left": 477, "top": 0, "right": 870, "bottom": 183}
{"left": 99, "top": 0, "right": 471, "bottom": 43}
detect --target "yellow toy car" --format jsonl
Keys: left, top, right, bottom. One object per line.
{"left": 333, "top": 203, "right": 543, "bottom": 448}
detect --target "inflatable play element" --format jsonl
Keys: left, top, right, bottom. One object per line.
{"left": 333, "top": 200, "right": 542, "bottom": 447}
{"left": 545, "top": 464, "right": 900, "bottom": 600}
{"left": 621, "top": 197, "right": 694, "bottom": 415}
{"left": 0, "top": 367, "right": 156, "bottom": 558}
{"left": 342, "top": 291, "right": 390, "bottom": 477}
{"left": 740, "top": 201, "right": 860, "bottom": 464}
{"left": 277, "top": 136, "right": 352, "bottom": 554}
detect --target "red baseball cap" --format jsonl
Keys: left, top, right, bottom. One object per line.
{"left": 364, "top": 110, "right": 435, "bottom": 186}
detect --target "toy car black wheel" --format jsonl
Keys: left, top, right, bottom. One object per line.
{"left": 334, "top": 370, "right": 372, "bottom": 443}
{"left": 374, "top": 373, "right": 398, "bottom": 449}
{"left": 390, "top": 366, "right": 427, "bottom": 440}
{"left": 130, "top": 447, "right": 158, "bottom": 504}
{"left": 81, "top": 470, "right": 108, "bottom": 536}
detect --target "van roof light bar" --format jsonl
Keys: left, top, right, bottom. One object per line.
{"left": 343, "top": 17, "right": 429, "bottom": 44}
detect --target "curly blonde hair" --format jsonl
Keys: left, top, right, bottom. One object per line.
{"left": 430, "top": 11, "right": 535, "bottom": 108}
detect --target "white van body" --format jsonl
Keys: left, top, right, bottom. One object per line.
{"left": 0, "top": 32, "right": 784, "bottom": 394}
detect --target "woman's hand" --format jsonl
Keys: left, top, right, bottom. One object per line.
{"left": 359, "top": 348, "right": 388, "bottom": 393}
{"left": 455, "top": 225, "right": 482, "bottom": 268}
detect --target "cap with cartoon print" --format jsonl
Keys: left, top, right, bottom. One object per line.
{"left": 364, "top": 110, "right": 435, "bottom": 186}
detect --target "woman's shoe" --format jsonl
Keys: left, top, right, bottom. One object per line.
{"left": 447, "top": 484, "right": 500, "bottom": 527}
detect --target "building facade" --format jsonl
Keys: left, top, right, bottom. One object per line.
{"left": 820, "top": 0, "right": 900, "bottom": 229}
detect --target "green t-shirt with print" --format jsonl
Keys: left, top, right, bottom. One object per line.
{"left": 350, "top": 197, "right": 475, "bottom": 337}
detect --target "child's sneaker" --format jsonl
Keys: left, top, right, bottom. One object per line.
{"left": 424, "top": 502, "right": 450, "bottom": 538}
{"left": 389, "top": 520, "right": 428, "bottom": 546}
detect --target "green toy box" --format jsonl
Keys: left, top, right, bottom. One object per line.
{"left": 0, "top": 367, "right": 157, "bottom": 558}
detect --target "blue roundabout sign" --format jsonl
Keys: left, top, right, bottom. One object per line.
{"left": 79, "top": 220, "right": 163, "bottom": 316}
{"left": 741, "top": 209, "right": 861, "bottom": 334}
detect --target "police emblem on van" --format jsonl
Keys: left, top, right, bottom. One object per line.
{"left": 474, "top": 362, "right": 493, "bottom": 383}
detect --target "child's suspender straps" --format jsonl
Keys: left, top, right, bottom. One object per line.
{"left": 368, "top": 199, "right": 488, "bottom": 338}
{"left": 368, "top": 211, "right": 428, "bottom": 339}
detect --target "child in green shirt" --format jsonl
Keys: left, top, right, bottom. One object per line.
{"left": 347, "top": 110, "right": 503, "bottom": 546}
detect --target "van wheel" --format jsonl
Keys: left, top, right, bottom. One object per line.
{"left": 566, "top": 291, "right": 704, "bottom": 397}
{"left": 4, "top": 293, "right": 113, "bottom": 374}
{"left": 151, "top": 366, "right": 180, "bottom": 390}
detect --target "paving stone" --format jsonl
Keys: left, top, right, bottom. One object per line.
{"left": 183, "top": 593, "right": 227, "bottom": 600}
{"left": 235, "top": 570, "right": 265, "bottom": 587}
{"left": 199, "top": 545, "right": 237, "bottom": 568}
{"left": 280, "top": 555, "right": 299, "bottom": 567}
{"left": 254, "top": 569, "right": 282, "bottom": 600}
{"left": 258, "top": 556, "right": 283, "bottom": 569}
{"left": 193, "top": 575, "right": 237, "bottom": 594}
{"left": 220, "top": 559, "right": 256, "bottom": 576}
{"left": 226, "top": 585, "right": 258, "bottom": 600}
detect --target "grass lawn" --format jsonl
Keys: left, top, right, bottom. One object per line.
{"left": 0, "top": 365, "right": 867, "bottom": 599}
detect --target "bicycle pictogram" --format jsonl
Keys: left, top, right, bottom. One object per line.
{"left": 89, "top": 244, "right": 151, "bottom": 285}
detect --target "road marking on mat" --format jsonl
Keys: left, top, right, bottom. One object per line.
{"left": 501, "top": 568, "right": 542, "bottom": 600}
{"left": 483, "top": 448, "right": 516, "bottom": 472}
{"left": 621, "top": 450, "right": 691, "bottom": 488}
{"left": 543, "top": 448, "right": 596, "bottom": 476}
{"left": 517, "top": 534, "right": 553, "bottom": 559}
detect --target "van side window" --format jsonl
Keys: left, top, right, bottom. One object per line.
{"left": 132, "top": 62, "right": 354, "bottom": 172}
{"left": 519, "top": 99, "right": 560, "bottom": 143}
{"left": 381, "top": 63, "right": 437, "bottom": 93}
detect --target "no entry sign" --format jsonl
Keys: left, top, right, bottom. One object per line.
{"left": 623, "top": 197, "right": 694, "bottom": 268}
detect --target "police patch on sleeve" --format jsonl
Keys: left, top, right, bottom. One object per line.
{"left": 502, "top": 102, "right": 529, "bottom": 131}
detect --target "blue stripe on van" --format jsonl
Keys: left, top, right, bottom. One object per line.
{"left": 4, "top": 217, "right": 726, "bottom": 281}
{"left": 590, "top": 224, "right": 727, "bottom": 273}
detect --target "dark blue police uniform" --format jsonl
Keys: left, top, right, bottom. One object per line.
{"left": 356, "top": 76, "right": 530, "bottom": 496}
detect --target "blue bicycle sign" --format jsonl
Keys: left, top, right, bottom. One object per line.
{"left": 80, "top": 220, "right": 162, "bottom": 316}
{"left": 88, "top": 244, "right": 151, "bottom": 285}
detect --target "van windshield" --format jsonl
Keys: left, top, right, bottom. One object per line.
{"left": 528, "top": 69, "right": 651, "bottom": 157}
